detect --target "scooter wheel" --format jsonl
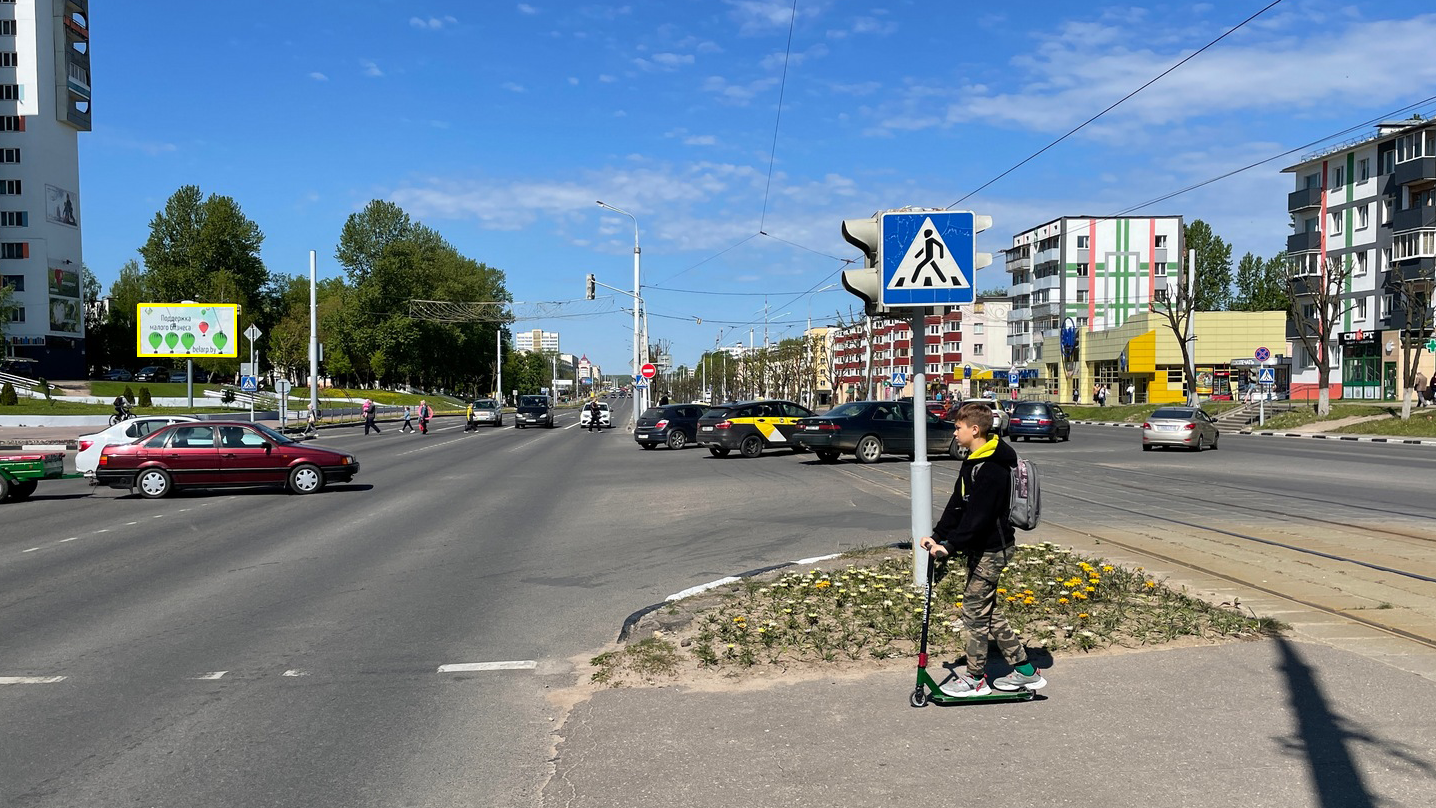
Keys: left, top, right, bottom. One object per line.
{"left": 910, "top": 687, "right": 929, "bottom": 708}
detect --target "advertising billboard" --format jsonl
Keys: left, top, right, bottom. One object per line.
{"left": 48, "top": 266, "right": 80, "bottom": 297}
{"left": 136, "top": 303, "right": 239, "bottom": 358}
{"left": 45, "top": 184, "right": 79, "bottom": 227}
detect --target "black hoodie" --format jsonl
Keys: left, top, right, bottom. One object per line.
{"left": 931, "top": 436, "right": 1017, "bottom": 554}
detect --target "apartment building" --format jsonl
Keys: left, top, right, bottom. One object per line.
{"left": 0, "top": 0, "right": 90, "bottom": 378}
{"left": 831, "top": 310, "right": 963, "bottom": 403}
{"left": 514, "top": 329, "right": 560, "bottom": 353}
{"left": 1282, "top": 118, "right": 1436, "bottom": 400}
{"left": 1006, "top": 216, "right": 1184, "bottom": 395}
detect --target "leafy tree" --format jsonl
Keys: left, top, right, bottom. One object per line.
{"left": 0, "top": 277, "right": 16, "bottom": 343}
{"left": 1184, "top": 219, "right": 1233, "bottom": 311}
{"left": 0, "top": 381, "right": 16, "bottom": 405}
{"left": 1231, "top": 251, "right": 1291, "bottom": 312}
{"left": 137, "top": 185, "right": 268, "bottom": 313}
{"left": 977, "top": 287, "right": 1011, "bottom": 298}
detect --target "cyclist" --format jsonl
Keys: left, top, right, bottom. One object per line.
{"left": 112, "top": 395, "right": 132, "bottom": 421}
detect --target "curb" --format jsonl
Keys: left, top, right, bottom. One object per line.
{"left": 617, "top": 543, "right": 907, "bottom": 642}
{"left": 1071, "top": 420, "right": 1141, "bottom": 428}
{"left": 1240, "top": 430, "right": 1436, "bottom": 446}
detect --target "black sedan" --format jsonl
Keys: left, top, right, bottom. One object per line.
{"left": 793, "top": 400, "right": 959, "bottom": 463}
{"left": 1005, "top": 401, "right": 1072, "bottom": 442}
{"left": 133, "top": 366, "right": 171, "bottom": 383}
{"left": 634, "top": 403, "right": 704, "bottom": 450}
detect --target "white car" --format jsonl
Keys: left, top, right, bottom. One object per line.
{"left": 75, "top": 416, "right": 200, "bottom": 476}
{"left": 579, "top": 401, "right": 612, "bottom": 429}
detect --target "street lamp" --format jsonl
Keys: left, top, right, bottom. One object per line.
{"left": 596, "top": 200, "right": 642, "bottom": 428}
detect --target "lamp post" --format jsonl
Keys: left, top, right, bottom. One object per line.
{"left": 597, "top": 200, "right": 642, "bottom": 428}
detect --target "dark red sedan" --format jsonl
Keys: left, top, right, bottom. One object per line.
{"left": 95, "top": 421, "right": 359, "bottom": 499}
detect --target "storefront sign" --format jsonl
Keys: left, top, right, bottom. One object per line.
{"left": 1339, "top": 329, "right": 1381, "bottom": 347}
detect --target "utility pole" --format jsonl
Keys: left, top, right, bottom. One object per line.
{"left": 309, "top": 251, "right": 318, "bottom": 422}
{"left": 596, "top": 200, "right": 640, "bottom": 429}
{"left": 1186, "top": 247, "right": 1197, "bottom": 406}
{"left": 495, "top": 329, "right": 502, "bottom": 404}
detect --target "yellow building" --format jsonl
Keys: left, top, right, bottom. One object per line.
{"left": 1066, "top": 311, "right": 1288, "bottom": 405}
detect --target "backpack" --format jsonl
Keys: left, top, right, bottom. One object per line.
{"left": 1007, "top": 455, "right": 1041, "bottom": 531}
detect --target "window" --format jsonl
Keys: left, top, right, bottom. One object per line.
{"left": 1383, "top": 198, "right": 1394, "bottom": 224}
{"left": 1155, "top": 234, "right": 1169, "bottom": 248}
{"left": 973, "top": 323, "right": 984, "bottom": 335}
{"left": 1354, "top": 250, "right": 1369, "bottom": 276}
{"left": 926, "top": 323, "right": 940, "bottom": 335}
{"left": 1381, "top": 293, "right": 1394, "bottom": 318}
{"left": 0, "top": 148, "right": 17, "bottom": 163}
{"left": 1154, "top": 288, "right": 1169, "bottom": 303}
{"left": 0, "top": 21, "right": 15, "bottom": 36}
{"left": 0, "top": 180, "right": 20, "bottom": 194}
{"left": 1354, "top": 297, "right": 1367, "bottom": 320}
{"left": 1380, "top": 150, "right": 1395, "bottom": 174}
{"left": 1167, "top": 370, "right": 1185, "bottom": 384}
{"left": 0, "top": 84, "right": 20, "bottom": 100}
{"left": 1076, "top": 290, "right": 1088, "bottom": 303}
{"left": 1076, "top": 317, "right": 1089, "bottom": 327}
{"left": 973, "top": 343, "right": 984, "bottom": 356}
{"left": 0, "top": 242, "right": 27, "bottom": 259}
{"left": 0, "top": 116, "right": 21, "bottom": 131}
{"left": 1358, "top": 158, "right": 1370, "bottom": 182}
{"left": 1358, "top": 205, "right": 1369, "bottom": 230}
{"left": 1330, "top": 212, "right": 1342, "bottom": 235}
{"left": 1393, "top": 230, "right": 1436, "bottom": 260}
{"left": 1332, "top": 166, "right": 1344, "bottom": 187}
{"left": 0, "top": 52, "right": 15, "bottom": 67}
{"left": 7, "top": 305, "right": 22, "bottom": 322}
{"left": 1, "top": 272, "right": 20, "bottom": 290}
{"left": 1076, "top": 235, "right": 1089, "bottom": 249}
{"left": 1075, "top": 265, "right": 1089, "bottom": 277}
{"left": 0, "top": 211, "right": 23, "bottom": 226}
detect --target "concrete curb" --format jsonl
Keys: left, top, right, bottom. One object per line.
{"left": 1073, "top": 419, "right": 1436, "bottom": 446}
{"left": 617, "top": 543, "right": 907, "bottom": 642}
{"left": 1071, "top": 420, "right": 1142, "bottom": 428}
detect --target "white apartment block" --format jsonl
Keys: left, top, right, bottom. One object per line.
{"left": 0, "top": 0, "right": 90, "bottom": 378}
{"left": 514, "top": 328, "right": 559, "bottom": 353}
{"left": 1006, "top": 215, "right": 1184, "bottom": 387}
{"left": 959, "top": 296, "right": 1013, "bottom": 376}
{"left": 1282, "top": 118, "right": 1436, "bottom": 400}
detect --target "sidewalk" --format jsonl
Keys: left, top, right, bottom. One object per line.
{"left": 543, "top": 637, "right": 1435, "bottom": 807}
{"left": 1071, "top": 419, "right": 1436, "bottom": 446}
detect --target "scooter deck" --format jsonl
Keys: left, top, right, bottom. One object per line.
{"left": 912, "top": 667, "right": 1040, "bottom": 707}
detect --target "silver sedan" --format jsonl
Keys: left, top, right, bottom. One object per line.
{"left": 1141, "top": 406, "right": 1220, "bottom": 451}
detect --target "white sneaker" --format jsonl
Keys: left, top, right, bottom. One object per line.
{"left": 938, "top": 672, "right": 990, "bottom": 697}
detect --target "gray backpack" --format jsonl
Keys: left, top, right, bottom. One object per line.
{"left": 1008, "top": 455, "right": 1041, "bottom": 530}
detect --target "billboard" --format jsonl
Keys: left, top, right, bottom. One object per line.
{"left": 49, "top": 298, "right": 81, "bottom": 333}
{"left": 45, "top": 185, "right": 78, "bottom": 227}
{"left": 48, "top": 266, "right": 80, "bottom": 297}
{"left": 136, "top": 303, "right": 239, "bottom": 358}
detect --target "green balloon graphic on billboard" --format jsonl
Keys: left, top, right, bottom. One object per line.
{"left": 148, "top": 332, "right": 163, "bottom": 350}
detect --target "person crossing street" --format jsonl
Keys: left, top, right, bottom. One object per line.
{"left": 587, "top": 397, "right": 602, "bottom": 432}
{"left": 418, "top": 399, "right": 432, "bottom": 434}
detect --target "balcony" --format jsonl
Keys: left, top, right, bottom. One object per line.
{"left": 1034, "top": 247, "right": 1062, "bottom": 267}
{"left": 1007, "top": 308, "right": 1029, "bottom": 322}
{"left": 1034, "top": 273, "right": 1062, "bottom": 291}
{"left": 1032, "top": 301, "right": 1063, "bottom": 318}
{"left": 1287, "top": 230, "right": 1322, "bottom": 254}
{"left": 1154, "top": 247, "right": 1169, "bottom": 265}
{"left": 1288, "top": 186, "right": 1323, "bottom": 212}
{"left": 1005, "top": 255, "right": 1031, "bottom": 272}
{"left": 1394, "top": 157, "right": 1436, "bottom": 188}
{"left": 1009, "top": 281, "right": 1033, "bottom": 297}
{"left": 1392, "top": 204, "right": 1436, "bottom": 232}
{"left": 1388, "top": 257, "right": 1436, "bottom": 283}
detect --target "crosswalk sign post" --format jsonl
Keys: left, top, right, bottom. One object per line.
{"left": 240, "top": 375, "right": 258, "bottom": 393}
{"left": 889, "top": 371, "right": 907, "bottom": 389}
{"left": 880, "top": 211, "right": 989, "bottom": 309}
{"left": 1256, "top": 366, "right": 1276, "bottom": 427}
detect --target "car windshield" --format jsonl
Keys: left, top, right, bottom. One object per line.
{"left": 1150, "top": 408, "right": 1195, "bottom": 419}
{"left": 519, "top": 396, "right": 548, "bottom": 407}
{"left": 824, "top": 402, "right": 870, "bottom": 418}
{"left": 474, "top": 399, "right": 497, "bottom": 408}
{"left": 250, "top": 423, "right": 297, "bottom": 445}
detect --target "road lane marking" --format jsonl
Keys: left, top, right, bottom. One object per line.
{"left": 281, "top": 669, "right": 309, "bottom": 677}
{"left": 22, "top": 547, "right": 38, "bottom": 553}
{"left": 152, "top": 514, "right": 164, "bottom": 519}
{"left": 60, "top": 537, "right": 77, "bottom": 543}
{"left": 125, "top": 521, "right": 138, "bottom": 526}
{"left": 190, "top": 671, "right": 228, "bottom": 680}
{"left": 796, "top": 552, "right": 842, "bottom": 565}
{"left": 437, "top": 661, "right": 537, "bottom": 673}
{"left": 0, "top": 676, "right": 66, "bottom": 684}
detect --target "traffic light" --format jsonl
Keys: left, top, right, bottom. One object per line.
{"left": 840, "top": 215, "right": 888, "bottom": 317}
{"left": 585, "top": 273, "right": 596, "bottom": 300}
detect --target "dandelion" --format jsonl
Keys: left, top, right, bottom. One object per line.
{"left": 1145, "top": 581, "right": 1157, "bottom": 589}
{"left": 1085, "top": 586, "right": 1096, "bottom": 592}
{"left": 1023, "top": 597, "right": 1036, "bottom": 605}
{"left": 733, "top": 616, "right": 746, "bottom": 623}
{"left": 1058, "top": 598, "right": 1069, "bottom": 605}
{"left": 814, "top": 580, "right": 832, "bottom": 589}
{"left": 1005, "top": 596, "right": 1016, "bottom": 603}
{"left": 1101, "top": 565, "right": 1114, "bottom": 572}
{"left": 1078, "top": 613, "right": 1090, "bottom": 619}
{"left": 996, "top": 588, "right": 1008, "bottom": 594}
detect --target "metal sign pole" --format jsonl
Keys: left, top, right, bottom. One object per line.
{"left": 910, "top": 312, "right": 931, "bottom": 589}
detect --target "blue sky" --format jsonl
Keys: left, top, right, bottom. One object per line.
{"left": 80, "top": 0, "right": 1436, "bottom": 374}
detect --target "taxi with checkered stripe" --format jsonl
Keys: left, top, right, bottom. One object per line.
{"left": 695, "top": 399, "right": 815, "bottom": 458}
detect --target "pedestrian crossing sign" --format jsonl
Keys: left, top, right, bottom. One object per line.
{"left": 240, "top": 375, "right": 258, "bottom": 393}
{"left": 881, "top": 211, "right": 976, "bottom": 307}
{"left": 1257, "top": 367, "right": 1276, "bottom": 385}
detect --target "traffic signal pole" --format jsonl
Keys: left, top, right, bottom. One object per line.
{"left": 909, "top": 312, "right": 931, "bottom": 589}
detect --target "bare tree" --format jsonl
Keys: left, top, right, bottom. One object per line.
{"left": 1284, "top": 255, "right": 1357, "bottom": 416}
{"left": 1149, "top": 265, "right": 1198, "bottom": 405}
{"left": 1389, "top": 263, "right": 1436, "bottom": 420}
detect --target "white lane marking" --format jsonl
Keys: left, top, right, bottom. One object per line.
{"left": 125, "top": 521, "right": 138, "bottom": 526}
{"left": 95, "top": 528, "right": 110, "bottom": 533}
{"left": 22, "top": 547, "right": 39, "bottom": 553}
{"left": 796, "top": 552, "right": 842, "bottom": 565}
{"left": 152, "top": 514, "right": 164, "bottom": 519}
{"left": 505, "top": 437, "right": 546, "bottom": 454}
{"left": 667, "top": 576, "right": 741, "bottom": 601}
{"left": 281, "top": 669, "right": 309, "bottom": 677}
{"left": 60, "top": 537, "right": 77, "bottom": 543}
{"left": 190, "top": 671, "right": 228, "bottom": 680}
{"left": 0, "top": 676, "right": 66, "bottom": 684}
{"left": 437, "top": 661, "right": 538, "bottom": 673}
{"left": 179, "top": 508, "right": 191, "bottom": 513}
{"left": 564, "top": 422, "right": 580, "bottom": 429}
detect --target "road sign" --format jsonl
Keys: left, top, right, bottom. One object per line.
{"left": 640, "top": 362, "right": 657, "bottom": 379}
{"left": 880, "top": 211, "right": 977, "bottom": 307}
{"left": 963, "top": 365, "right": 972, "bottom": 379}
{"left": 274, "top": 379, "right": 292, "bottom": 396}
{"left": 889, "top": 371, "right": 907, "bottom": 388}
{"left": 634, "top": 379, "right": 649, "bottom": 389}
{"left": 244, "top": 324, "right": 262, "bottom": 342}
{"left": 240, "top": 362, "right": 255, "bottom": 376}
{"left": 240, "top": 376, "right": 258, "bottom": 393}
{"left": 1254, "top": 346, "right": 1271, "bottom": 363}
{"left": 1257, "top": 367, "right": 1276, "bottom": 385}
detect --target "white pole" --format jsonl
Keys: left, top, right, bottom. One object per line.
{"left": 911, "top": 312, "right": 931, "bottom": 589}
{"left": 863, "top": 315, "right": 874, "bottom": 400}
{"left": 248, "top": 328, "right": 256, "bottom": 423}
{"left": 1186, "top": 247, "right": 1197, "bottom": 406}
{"left": 496, "top": 328, "right": 502, "bottom": 403}
{"left": 309, "top": 250, "right": 318, "bottom": 421}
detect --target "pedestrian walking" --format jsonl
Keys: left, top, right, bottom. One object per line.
{"left": 464, "top": 400, "right": 476, "bottom": 431}
{"left": 1414, "top": 371, "right": 1428, "bottom": 408}
{"left": 919, "top": 402, "right": 1046, "bottom": 697}
{"left": 1126, "top": 382, "right": 1135, "bottom": 405}
{"left": 362, "top": 399, "right": 381, "bottom": 435}
{"left": 418, "top": 399, "right": 431, "bottom": 434}
{"left": 1427, "top": 374, "right": 1436, "bottom": 406}
{"left": 400, "top": 405, "right": 414, "bottom": 433}
{"left": 304, "top": 403, "right": 318, "bottom": 437}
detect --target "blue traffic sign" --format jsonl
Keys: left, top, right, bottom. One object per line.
{"left": 1255, "top": 346, "right": 1271, "bottom": 363}
{"left": 963, "top": 365, "right": 972, "bottom": 379}
{"left": 634, "top": 379, "right": 649, "bottom": 389}
{"left": 1257, "top": 367, "right": 1276, "bottom": 385}
{"left": 889, "top": 371, "right": 907, "bottom": 388}
{"left": 240, "top": 375, "right": 258, "bottom": 393}
{"left": 880, "top": 211, "right": 976, "bottom": 307}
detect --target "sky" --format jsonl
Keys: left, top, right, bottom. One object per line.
{"left": 78, "top": 0, "right": 1436, "bottom": 375}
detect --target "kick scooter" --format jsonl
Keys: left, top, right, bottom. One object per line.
{"left": 911, "top": 547, "right": 1038, "bottom": 708}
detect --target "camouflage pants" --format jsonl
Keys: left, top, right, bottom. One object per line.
{"left": 961, "top": 545, "right": 1028, "bottom": 678}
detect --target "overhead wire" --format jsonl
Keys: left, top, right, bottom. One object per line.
{"left": 758, "top": 0, "right": 800, "bottom": 232}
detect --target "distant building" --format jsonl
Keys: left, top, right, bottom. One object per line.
{"left": 514, "top": 329, "right": 560, "bottom": 353}
{"left": 0, "top": 0, "right": 92, "bottom": 378}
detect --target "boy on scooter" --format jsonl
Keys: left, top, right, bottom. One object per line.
{"left": 919, "top": 402, "right": 1046, "bottom": 697}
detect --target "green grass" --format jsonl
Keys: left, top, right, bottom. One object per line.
{"left": 90, "top": 381, "right": 222, "bottom": 397}
{"left": 0, "top": 400, "right": 237, "bottom": 415}
{"left": 1333, "top": 410, "right": 1436, "bottom": 437}
{"left": 1063, "top": 399, "right": 1244, "bottom": 423}
{"left": 1256, "top": 403, "right": 1395, "bottom": 431}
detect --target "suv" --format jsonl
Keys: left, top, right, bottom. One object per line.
{"left": 957, "top": 398, "right": 1010, "bottom": 435}
{"left": 695, "top": 399, "right": 814, "bottom": 458}
{"left": 635, "top": 403, "right": 704, "bottom": 450}
{"left": 1006, "top": 401, "right": 1071, "bottom": 442}
{"left": 514, "top": 395, "right": 555, "bottom": 428}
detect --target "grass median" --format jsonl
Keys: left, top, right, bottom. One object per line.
{"left": 1062, "top": 399, "right": 1244, "bottom": 423}
{"left": 1334, "top": 408, "right": 1436, "bottom": 437}
{"left": 592, "top": 543, "right": 1278, "bottom": 686}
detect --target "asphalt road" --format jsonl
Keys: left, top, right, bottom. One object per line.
{"left": 3, "top": 408, "right": 1434, "bottom": 807}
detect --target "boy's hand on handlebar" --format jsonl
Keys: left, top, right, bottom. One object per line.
{"left": 918, "top": 536, "right": 948, "bottom": 558}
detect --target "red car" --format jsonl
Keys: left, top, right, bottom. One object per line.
{"left": 95, "top": 421, "right": 359, "bottom": 499}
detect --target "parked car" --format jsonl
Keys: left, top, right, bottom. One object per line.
{"left": 1006, "top": 401, "right": 1072, "bottom": 442}
{"left": 75, "top": 415, "right": 202, "bottom": 476}
{"left": 169, "top": 367, "right": 210, "bottom": 384}
{"left": 98, "top": 368, "right": 133, "bottom": 382}
{"left": 580, "top": 401, "right": 613, "bottom": 430}
{"left": 958, "top": 398, "right": 1010, "bottom": 435}
{"left": 696, "top": 399, "right": 814, "bottom": 458}
{"left": 1142, "top": 407, "right": 1220, "bottom": 451}
{"left": 794, "top": 400, "right": 958, "bottom": 463}
{"left": 469, "top": 397, "right": 504, "bottom": 427}
{"left": 94, "top": 421, "right": 359, "bottom": 498}
{"left": 514, "top": 394, "right": 555, "bottom": 428}
{"left": 133, "top": 366, "right": 171, "bottom": 383}
{"left": 634, "top": 403, "right": 704, "bottom": 450}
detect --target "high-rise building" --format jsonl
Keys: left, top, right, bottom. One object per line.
{"left": 0, "top": 0, "right": 90, "bottom": 378}
{"left": 514, "top": 329, "right": 559, "bottom": 353}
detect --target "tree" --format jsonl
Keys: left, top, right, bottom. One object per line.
{"left": 1388, "top": 263, "right": 1435, "bottom": 420}
{"left": 978, "top": 287, "right": 1011, "bottom": 298}
{"left": 1232, "top": 250, "right": 1292, "bottom": 312}
{"left": 1284, "top": 255, "right": 1356, "bottom": 416}
{"left": 138, "top": 186, "right": 268, "bottom": 308}
{"left": 0, "top": 277, "right": 17, "bottom": 343}
{"left": 1150, "top": 259, "right": 1199, "bottom": 405}
{"left": 1185, "top": 219, "right": 1233, "bottom": 311}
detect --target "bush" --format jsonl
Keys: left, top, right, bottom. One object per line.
{"left": 221, "top": 388, "right": 236, "bottom": 405}
{"left": 123, "top": 385, "right": 135, "bottom": 404}
{"left": 0, "top": 381, "right": 16, "bottom": 406}
{"left": 137, "top": 387, "right": 153, "bottom": 407}
{"left": 38, "top": 376, "right": 54, "bottom": 406}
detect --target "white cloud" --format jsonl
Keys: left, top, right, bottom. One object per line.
{"left": 760, "top": 43, "right": 828, "bottom": 71}
{"left": 568, "top": 76, "right": 580, "bottom": 85}
{"left": 598, "top": 74, "right": 617, "bottom": 83}
{"left": 702, "top": 74, "right": 780, "bottom": 105}
{"left": 683, "top": 135, "right": 718, "bottom": 146}
{"left": 308, "top": 72, "right": 328, "bottom": 82}
{"left": 725, "top": 0, "right": 811, "bottom": 35}
{"left": 634, "top": 52, "right": 694, "bottom": 71}
{"left": 517, "top": 3, "right": 539, "bottom": 14}
{"left": 361, "top": 60, "right": 384, "bottom": 78}
{"left": 409, "top": 15, "right": 457, "bottom": 30}
{"left": 502, "top": 81, "right": 527, "bottom": 93}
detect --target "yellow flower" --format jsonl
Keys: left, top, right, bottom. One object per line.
{"left": 814, "top": 579, "right": 832, "bottom": 588}
{"left": 1101, "top": 565, "right": 1114, "bottom": 572}
{"left": 1023, "top": 597, "right": 1036, "bottom": 605}
{"left": 1145, "top": 581, "right": 1157, "bottom": 589}
{"left": 996, "top": 588, "right": 1008, "bottom": 594}
{"left": 733, "top": 616, "right": 746, "bottom": 623}
{"left": 1085, "top": 586, "right": 1096, "bottom": 592}
{"left": 1005, "top": 596, "right": 1016, "bottom": 603}
{"left": 1089, "top": 577, "right": 1101, "bottom": 584}
{"left": 1078, "top": 612, "right": 1090, "bottom": 619}
{"left": 1074, "top": 592, "right": 1088, "bottom": 600}
{"left": 1058, "top": 597, "right": 1069, "bottom": 605}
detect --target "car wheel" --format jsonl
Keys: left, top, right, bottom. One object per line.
{"left": 1062, "top": 430, "right": 1071, "bottom": 442}
{"left": 640, "top": 442, "right": 656, "bottom": 450}
{"left": 1048, "top": 434, "right": 1058, "bottom": 443}
{"left": 9, "top": 479, "right": 37, "bottom": 500}
{"left": 1142, "top": 444, "right": 1153, "bottom": 451}
{"left": 709, "top": 446, "right": 730, "bottom": 458}
{"left": 1211, "top": 434, "right": 1219, "bottom": 450}
{"left": 288, "top": 463, "right": 325, "bottom": 494}
{"left": 816, "top": 450, "right": 840, "bottom": 463}
{"left": 855, "top": 435, "right": 883, "bottom": 464}
{"left": 667, "top": 431, "right": 687, "bottom": 450}
{"left": 136, "top": 468, "right": 172, "bottom": 499}
{"left": 949, "top": 440, "right": 963, "bottom": 460}
{"left": 739, "top": 435, "right": 764, "bottom": 458}
{"left": 1193, "top": 436, "right": 1204, "bottom": 452}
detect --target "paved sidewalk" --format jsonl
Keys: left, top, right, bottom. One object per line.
{"left": 543, "top": 638, "right": 1435, "bottom": 808}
